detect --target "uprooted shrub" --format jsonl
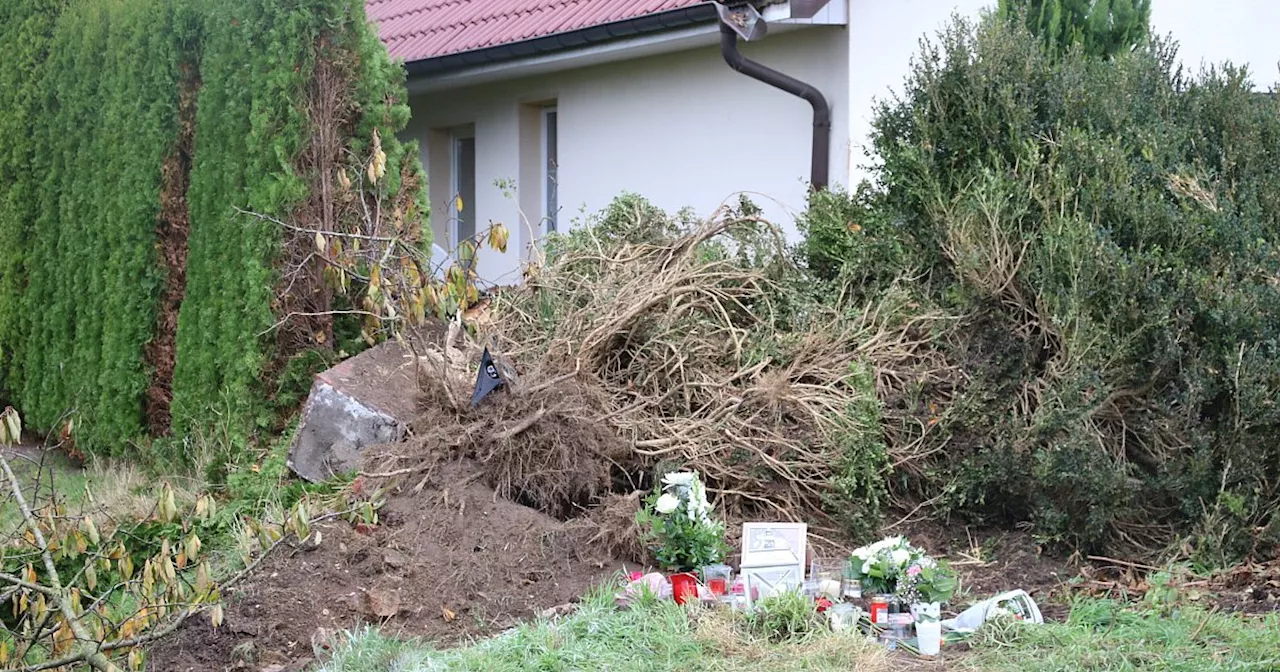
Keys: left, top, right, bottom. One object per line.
{"left": 458, "top": 195, "right": 957, "bottom": 542}
{"left": 803, "top": 12, "right": 1280, "bottom": 559}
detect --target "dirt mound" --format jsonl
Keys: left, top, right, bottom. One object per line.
{"left": 148, "top": 459, "right": 628, "bottom": 671}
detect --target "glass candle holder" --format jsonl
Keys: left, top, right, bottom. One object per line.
{"left": 702, "top": 564, "right": 733, "bottom": 597}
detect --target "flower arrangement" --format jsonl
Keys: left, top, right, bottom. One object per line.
{"left": 636, "top": 471, "right": 729, "bottom": 573}
{"left": 846, "top": 536, "right": 957, "bottom": 605}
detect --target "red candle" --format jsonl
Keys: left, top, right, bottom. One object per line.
{"left": 708, "top": 578, "right": 727, "bottom": 595}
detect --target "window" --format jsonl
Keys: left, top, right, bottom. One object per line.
{"left": 451, "top": 130, "right": 476, "bottom": 249}
{"left": 542, "top": 106, "right": 558, "bottom": 232}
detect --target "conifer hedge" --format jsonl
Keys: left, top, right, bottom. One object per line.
{"left": 0, "top": 0, "right": 423, "bottom": 458}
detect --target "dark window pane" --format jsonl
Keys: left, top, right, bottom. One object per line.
{"left": 545, "top": 110, "right": 557, "bottom": 232}
{"left": 456, "top": 136, "right": 476, "bottom": 246}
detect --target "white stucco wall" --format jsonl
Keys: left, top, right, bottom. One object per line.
{"left": 404, "top": 25, "right": 851, "bottom": 285}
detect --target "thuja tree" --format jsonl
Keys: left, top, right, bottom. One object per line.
{"left": 169, "top": 0, "right": 426, "bottom": 449}
{"left": 16, "top": 0, "right": 189, "bottom": 454}
{"left": 0, "top": 1, "right": 63, "bottom": 403}
{"left": 0, "top": 0, "right": 433, "bottom": 460}
{"left": 998, "top": 0, "right": 1151, "bottom": 59}
{"left": 803, "top": 14, "right": 1280, "bottom": 558}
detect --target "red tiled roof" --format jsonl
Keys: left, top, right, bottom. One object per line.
{"left": 366, "top": 0, "right": 708, "bottom": 64}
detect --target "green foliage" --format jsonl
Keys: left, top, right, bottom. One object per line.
{"left": 10, "top": 0, "right": 185, "bottom": 454}
{"left": 998, "top": 0, "right": 1151, "bottom": 59}
{"left": 745, "top": 590, "right": 828, "bottom": 643}
{"left": 824, "top": 361, "right": 891, "bottom": 542}
{"left": 0, "top": 0, "right": 424, "bottom": 461}
{"left": 805, "top": 13, "right": 1280, "bottom": 556}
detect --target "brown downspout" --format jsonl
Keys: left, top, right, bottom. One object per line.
{"left": 719, "top": 22, "right": 831, "bottom": 191}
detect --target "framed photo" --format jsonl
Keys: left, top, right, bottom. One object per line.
{"left": 740, "top": 522, "right": 807, "bottom": 609}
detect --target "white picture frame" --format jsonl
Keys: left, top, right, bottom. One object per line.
{"left": 739, "top": 522, "right": 807, "bottom": 609}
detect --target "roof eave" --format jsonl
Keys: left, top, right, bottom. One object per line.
{"left": 401, "top": 4, "right": 722, "bottom": 78}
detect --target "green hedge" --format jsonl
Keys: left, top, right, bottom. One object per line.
{"left": 803, "top": 14, "right": 1280, "bottom": 558}
{"left": 0, "top": 0, "right": 422, "bottom": 458}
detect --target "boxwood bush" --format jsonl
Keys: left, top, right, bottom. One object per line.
{"left": 803, "top": 12, "right": 1280, "bottom": 559}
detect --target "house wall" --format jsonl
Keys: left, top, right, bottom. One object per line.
{"left": 404, "top": 26, "right": 851, "bottom": 285}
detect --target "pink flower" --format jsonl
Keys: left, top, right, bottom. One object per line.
{"left": 907, "top": 565, "right": 922, "bottom": 577}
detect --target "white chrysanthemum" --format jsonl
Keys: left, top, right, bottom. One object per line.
{"left": 890, "top": 549, "right": 911, "bottom": 566}
{"left": 662, "top": 472, "right": 696, "bottom": 488}
{"left": 655, "top": 493, "right": 680, "bottom": 514}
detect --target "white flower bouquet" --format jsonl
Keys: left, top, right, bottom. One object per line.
{"left": 635, "top": 471, "right": 728, "bottom": 573}
{"left": 846, "top": 536, "right": 956, "bottom": 604}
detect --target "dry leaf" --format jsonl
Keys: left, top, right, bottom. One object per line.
{"left": 441, "top": 606, "right": 457, "bottom": 622}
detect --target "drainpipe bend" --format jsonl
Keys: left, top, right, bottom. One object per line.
{"left": 718, "top": 22, "right": 831, "bottom": 191}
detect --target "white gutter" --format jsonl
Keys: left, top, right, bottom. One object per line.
{"left": 404, "top": 1, "right": 847, "bottom": 95}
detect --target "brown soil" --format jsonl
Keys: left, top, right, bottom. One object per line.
{"left": 148, "top": 459, "right": 628, "bottom": 671}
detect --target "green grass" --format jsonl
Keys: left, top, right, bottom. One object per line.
{"left": 313, "top": 590, "right": 1280, "bottom": 672}
{"left": 0, "top": 449, "right": 89, "bottom": 532}
{"left": 965, "top": 598, "right": 1280, "bottom": 671}
{"left": 313, "top": 583, "right": 890, "bottom": 672}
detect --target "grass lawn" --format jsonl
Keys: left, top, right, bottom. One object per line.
{"left": 313, "top": 588, "right": 1280, "bottom": 672}
{"left": 314, "top": 584, "right": 890, "bottom": 672}
{"left": 0, "top": 445, "right": 88, "bottom": 532}
{"left": 966, "top": 598, "right": 1280, "bottom": 671}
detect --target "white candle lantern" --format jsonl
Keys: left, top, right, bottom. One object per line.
{"left": 739, "top": 522, "right": 807, "bottom": 610}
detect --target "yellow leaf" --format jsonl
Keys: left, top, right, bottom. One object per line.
{"left": 196, "top": 561, "right": 211, "bottom": 597}
{"left": 158, "top": 483, "right": 177, "bottom": 524}
{"left": 315, "top": 231, "right": 328, "bottom": 255}
{"left": 487, "top": 223, "right": 510, "bottom": 253}
{"left": 337, "top": 168, "right": 351, "bottom": 191}
{"left": 455, "top": 195, "right": 464, "bottom": 213}
{"left": 2, "top": 407, "right": 20, "bottom": 444}
{"left": 186, "top": 533, "right": 202, "bottom": 560}
{"left": 142, "top": 559, "right": 154, "bottom": 594}
{"left": 83, "top": 517, "right": 100, "bottom": 546}
{"left": 163, "top": 553, "right": 176, "bottom": 583}
{"left": 176, "top": 551, "right": 188, "bottom": 571}
{"left": 24, "top": 564, "right": 36, "bottom": 584}
{"left": 194, "top": 495, "right": 209, "bottom": 520}
{"left": 119, "top": 553, "right": 134, "bottom": 580}
{"left": 210, "top": 603, "right": 224, "bottom": 629}
{"left": 128, "top": 647, "right": 145, "bottom": 671}
{"left": 0, "top": 639, "right": 9, "bottom": 665}
{"left": 442, "top": 606, "right": 457, "bottom": 622}
{"left": 85, "top": 563, "right": 97, "bottom": 592}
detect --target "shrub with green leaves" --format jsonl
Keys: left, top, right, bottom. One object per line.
{"left": 805, "top": 12, "right": 1280, "bottom": 558}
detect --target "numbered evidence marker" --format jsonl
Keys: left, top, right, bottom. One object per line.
{"left": 470, "top": 347, "right": 505, "bottom": 407}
